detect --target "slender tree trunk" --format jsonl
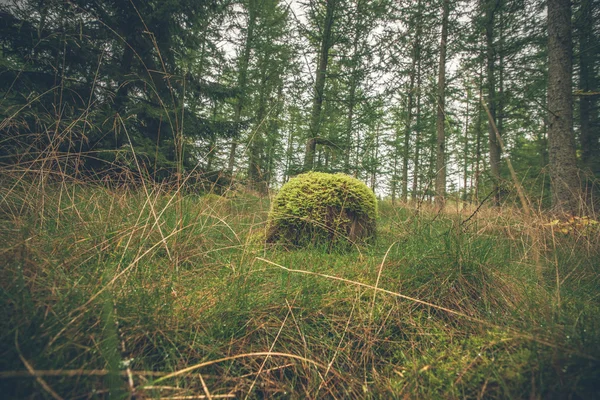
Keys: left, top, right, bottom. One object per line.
{"left": 547, "top": 0, "right": 579, "bottom": 213}
{"left": 345, "top": 80, "right": 358, "bottom": 173}
{"left": 206, "top": 100, "right": 220, "bottom": 171}
{"left": 227, "top": 0, "right": 256, "bottom": 173}
{"left": 304, "top": 0, "right": 337, "bottom": 171}
{"left": 497, "top": 8, "right": 504, "bottom": 139}
{"left": 284, "top": 112, "right": 296, "bottom": 183}
{"left": 474, "top": 88, "right": 483, "bottom": 203}
{"left": 578, "top": 0, "right": 598, "bottom": 176}
{"left": 485, "top": 0, "right": 501, "bottom": 205}
{"left": 435, "top": 0, "right": 450, "bottom": 208}
{"left": 463, "top": 88, "right": 470, "bottom": 203}
{"left": 248, "top": 59, "right": 269, "bottom": 188}
{"left": 344, "top": 0, "right": 364, "bottom": 174}
{"left": 400, "top": 0, "right": 423, "bottom": 203}
{"left": 401, "top": 49, "right": 417, "bottom": 202}
{"left": 411, "top": 58, "right": 422, "bottom": 202}
{"left": 371, "top": 123, "right": 380, "bottom": 192}
{"left": 391, "top": 123, "right": 400, "bottom": 205}
{"left": 264, "top": 84, "right": 285, "bottom": 191}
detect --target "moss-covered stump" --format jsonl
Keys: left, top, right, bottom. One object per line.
{"left": 266, "top": 172, "right": 377, "bottom": 248}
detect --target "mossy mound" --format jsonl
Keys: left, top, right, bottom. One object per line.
{"left": 266, "top": 172, "right": 377, "bottom": 248}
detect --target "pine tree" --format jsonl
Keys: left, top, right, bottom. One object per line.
{"left": 547, "top": 0, "right": 580, "bottom": 213}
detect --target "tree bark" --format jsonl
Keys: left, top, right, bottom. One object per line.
{"left": 411, "top": 57, "right": 422, "bottom": 202}
{"left": 485, "top": 0, "right": 501, "bottom": 206}
{"left": 304, "top": 0, "right": 337, "bottom": 171}
{"left": 344, "top": 0, "right": 364, "bottom": 174}
{"left": 401, "top": 0, "right": 422, "bottom": 203}
{"left": 463, "top": 87, "right": 470, "bottom": 203}
{"left": 434, "top": 0, "right": 450, "bottom": 208}
{"left": 227, "top": 0, "right": 256, "bottom": 173}
{"left": 578, "top": 0, "right": 598, "bottom": 175}
{"left": 474, "top": 81, "right": 483, "bottom": 203}
{"left": 547, "top": 0, "right": 579, "bottom": 213}
{"left": 247, "top": 58, "right": 269, "bottom": 189}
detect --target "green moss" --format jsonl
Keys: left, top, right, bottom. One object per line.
{"left": 266, "top": 172, "right": 377, "bottom": 248}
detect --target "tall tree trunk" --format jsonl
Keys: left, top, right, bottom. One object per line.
{"left": 474, "top": 86, "right": 483, "bottom": 203}
{"left": 435, "top": 0, "right": 450, "bottom": 208}
{"left": 304, "top": 0, "right": 337, "bottom": 171}
{"left": 264, "top": 84, "right": 285, "bottom": 191}
{"left": 391, "top": 122, "right": 400, "bottom": 205}
{"left": 578, "top": 0, "right": 598, "bottom": 176}
{"left": 206, "top": 100, "right": 220, "bottom": 171}
{"left": 284, "top": 111, "right": 297, "bottom": 183}
{"left": 227, "top": 0, "right": 256, "bottom": 173}
{"left": 344, "top": 0, "right": 364, "bottom": 174}
{"left": 411, "top": 57, "right": 422, "bottom": 202}
{"left": 485, "top": 0, "right": 501, "bottom": 205}
{"left": 497, "top": 8, "right": 505, "bottom": 151}
{"left": 371, "top": 123, "right": 380, "bottom": 192}
{"left": 463, "top": 88, "right": 470, "bottom": 203}
{"left": 400, "top": 0, "right": 423, "bottom": 203}
{"left": 547, "top": 0, "right": 579, "bottom": 213}
{"left": 248, "top": 59, "right": 269, "bottom": 189}
{"left": 345, "top": 77, "right": 358, "bottom": 173}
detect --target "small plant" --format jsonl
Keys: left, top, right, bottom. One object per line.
{"left": 546, "top": 215, "right": 600, "bottom": 236}
{"left": 266, "top": 172, "right": 377, "bottom": 248}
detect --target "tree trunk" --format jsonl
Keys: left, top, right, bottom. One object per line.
{"left": 391, "top": 123, "right": 400, "bottom": 205}
{"left": 371, "top": 123, "right": 380, "bottom": 192}
{"left": 264, "top": 84, "right": 285, "bottom": 191}
{"left": 474, "top": 85, "right": 483, "bottom": 203}
{"left": 248, "top": 59, "right": 269, "bottom": 189}
{"left": 547, "top": 0, "right": 579, "bottom": 213}
{"left": 411, "top": 57, "right": 422, "bottom": 202}
{"left": 485, "top": 0, "right": 501, "bottom": 205}
{"left": 463, "top": 87, "right": 470, "bottom": 203}
{"left": 304, "top": 0, "right": 337, "bottom": 171}
{"left": 206, "top": 100, "right": 220, "bottom": 171}
{"left": 344, "top": 0, "right": 364, "bottom": 174}
{"left": 227, "top": 0, "right": 256, "bottom": 173}
{"left": 435, "top": 0, "right": 450, "bottom": 208}
{"left": 578, "top": 0, "right": 598, "bottom": 176}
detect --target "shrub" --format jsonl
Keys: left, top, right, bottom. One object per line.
{"left": 266, "top": 172, "right": 377, "bottom": 248}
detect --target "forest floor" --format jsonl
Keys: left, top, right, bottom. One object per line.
{"left": 1, "top": 179, "right": 599, "bottom": 399}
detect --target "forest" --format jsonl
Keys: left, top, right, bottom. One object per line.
{"left": 1, "top": 0, "right": 599, "bottom": 398}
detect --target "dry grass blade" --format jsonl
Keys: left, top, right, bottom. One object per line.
{"left": 0, "top": 370, "right": 167, "bottom": 378}
{"left": 370, "top": 241, "right": 398, "bottom": 320}
{"left": 148, "top": 352, "right": 328, "bottom": 386}
{"left": 198, "top": 373, "right": 213, "bottom": 400}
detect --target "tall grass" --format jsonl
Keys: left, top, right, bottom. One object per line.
{"left": 1, "top": 166, "right": 599, "bottom": 398}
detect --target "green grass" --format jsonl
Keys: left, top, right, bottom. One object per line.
{"left": 1, "top": 179, "right": 599, "bottom": 399}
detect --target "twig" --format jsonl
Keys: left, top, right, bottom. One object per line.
{"left": 460, "top": 188, "right": 497, "bottom": 228}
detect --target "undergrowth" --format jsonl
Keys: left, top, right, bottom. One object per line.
{"left": 1, "top": 177, "right": 599, "bottom": 399}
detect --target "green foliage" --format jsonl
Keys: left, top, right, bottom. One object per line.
{"left": 0, "top": 0, "right": 235, "bottom": 177}
{"left": 266, "top": 172, "right": 377, "bottom": 248}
